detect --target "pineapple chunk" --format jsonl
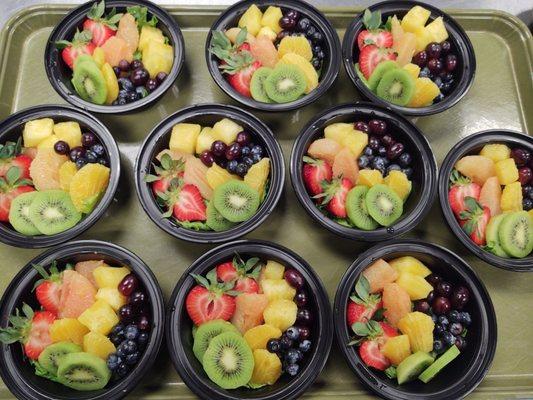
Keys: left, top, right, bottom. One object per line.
{"left": 384, "top": 170, "right": 412, "bottom": 201}
{"left": 382, "top": 334, "right": 412, "bottom": 366}
{"left": 78, "top": 300, "right": 119, "bottom": 335}
{"left": 238, "top": 4, "right": 263, "bottom": 36}
{"left": 93, "top": 266, "right": 130, "bottom": 289}
{"left": 260, "top": 6, "right": 283, "bottom": 33}
{"left": 244, "top": 157, "right": 270, "bottom": 198}
{"left": 205, "top": 163, "right": 240, "bottom": 189}
{"left": 403, "top": 63, "right": 420, "bottom": 80}
{"left": 501, "top": 182, "right": 523, "bottom": 212}
{"left": 244, "top": 324, "right": 282, "bottom": 350}
{"left": 480, "top": 144, "right": 511, "bottom": 163}
{"left": 142, "top": 41, "right": 174, "bottom": 78}
{"left": 425, "top": 16, "right": 449, "bottom": 42}
{"left": 401, "top": 6, "right": 431, "bottom": 33}
{"left": 396, "top": 272, "right": 433, "bottom": 300}
{"left": 95, "top": 288, "right": 127, "bottom": 311}
{"left": 262, "top": 260, "right": 285, "bottom": 280}
{"left": 169, "top": 123, "right": 201, "bottom": 154}
{"left": 388, "top": 256, "right": 431, "bottom": 277}
{"left": 212, "top": 118, "right": 243, "bottom": 144}
{"left": 195, "top": 127, "right": 217, "bottom": 154}
{"left": 263, "top": 299, "right": 297, "bottom": 331}
{"left": 395, "top": 32, "right": 417, "bottom": 67}
{"left": 324, "top": 123, "right": 355, "bottom": 144}
{"left": 257, "top": 26, "right": 277, "bottom": 42}
{"left": 397, "top": 312, "right": 434, "bottom": 353}
{"left": 250, "top": 349, "right": 282, "bottom": 385}
{"left": 53, "top": 121, "right": 82, "bottom": 148}
{"left": 357, "top": 169, "right": 384, "bottom": 187}
{"left": 495, "top": 158, "right": 519, "bottom": 185}
{"left": 362, "top": 258, "right": 398, "bottom": 293}
{"left": 138, "top": 26, "right": 164, "bottom": 52}
{"left": 260, "top": 279, "right": 296, "bottom": 301}
{"left": 342, "top": 130, "right": 368, "bottom": 158}
{"left": 49, "top": 318, "right": 89, "bottom": 345}
{"left": 23, "top": 118, "right": 54, "bottom": 147}
{"left": 37, "top": 135, "right": 59, "bottom": 149}
{"left": 408, "top": 77, "right": 440, "bottom": 107}
{"left": 83, "top": 331, "right": 116, "bottom": 359}
{"left": 413, "top": 26, "right": 433, "bottom": 52}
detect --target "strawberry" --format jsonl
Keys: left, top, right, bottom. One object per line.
{"left": 356, "top": 9, "right": 392, "bottom": 49}
{"left": 186, "top": 268, "right": 238, "bottom": 325}
{"left": 0, "top": 304, "right": 55, "bottom": 360}
{"left": 144, "top": 153, "right": 185, "bottom": 196}
{"left": 172, "top": 185, "right": 207, "bottom": 222}
{"left": 314, "top": 177, "right": 353, "bottom": 218}
{"left": 347, "top": 275, "right": 383, "bottom": 326}
{"left": 82, "top": 0, "right": 123, "bottom": 47}
{"left": 359, "top": 45, "right": 397, "bottom": 79}
{"left": 216, "top": 261, "right": 238, "bottom": 282}
{"left": 350, "top": 319, "right": 397, "bottom": 371}
{"left": 216, "top": 255, "right": 262, "bottom": 294}
{"left": 227, "top": 61, "right": 262, "bottom": 97}
{"left": 56, "top": 29, "right": 96, "bottom": 69}
{"left": 0, "top": 138, "right": 32, "bottom": 179}
{"left": 32, "top": 262, "right": 62, "bottom": 315}
{"left": 448, "top": 170, "right": 481, "bottom": 218}
{"left": 303, "top": 156, "right": 332, "bottom": 196}
{"left": 0, "top": 166, "right": 35, "bottom": 222}
{"left": 359, "top": 339, "right": 391, "bottom": 371}
{"left": 460, "top": 197, "right": 491, "bottom": 246}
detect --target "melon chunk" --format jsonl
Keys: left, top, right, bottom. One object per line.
{"left": 479, "top": 176, "right": 502, "bottom": 216}
{"left": 362, "top": 259, "right": 399, "bottom": 293}
{"left": 455, "top": 155, "right": 496, "bottom": 186}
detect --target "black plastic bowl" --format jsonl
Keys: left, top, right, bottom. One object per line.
{"left": 438, "top": 129, "right": 533, "bottom": 271}
{"left": 166, "top": 239, "right": 332, "bottom": 400}
{"left": 0, "top": 240, "right": 165, "bottom": 400}
{"left": 0, "top": 105, "right": 120, "bottom": 248}
{"left": 342, "top": 0, "right": 476, "bottom": 116}
{"left": 290, "top": 102, "right": 437, "bottom": 241}
{"left": 205, "top": 0, "right": 341, "bottom": 112}
{"left": 135, "top": 103, "right": 285, "bottom": 243}
{"left": 333, "top": 240, "right": 497, "bottom": 400}
{"left": 45, "top": 0, "right": 185, "bottom": 114}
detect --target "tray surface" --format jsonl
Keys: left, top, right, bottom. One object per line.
{"left": 0, "top": 5, "right": 532, "bottom": 399}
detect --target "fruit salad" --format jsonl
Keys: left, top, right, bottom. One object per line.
{"left": 56, "top": 1, "right": 174, "bottom": 106}
{"left": 0, "top": 118, "right": 110, "bottom": 236}
{"left": 354, "top": 6, "right": 458, "bottom": 107}
{"left": 448, "top": 144, "right": 533, "bottom": 258}
{"left": 209, "top": 4, "right": 324, "bottom": 103}
{"left": 185, "top": 255, "right": 313, "bottom": 389}
{"left": 144, "top": 118, "right": 270, "bottom": 232}
{"left": 0, "top": 260, "right": 152, "bottom": 390}
{"left": 302, "top": 118, "right": 412, "bottom": 229}
{"left": 347, "top": 256, "right": 472, "bottom": 384}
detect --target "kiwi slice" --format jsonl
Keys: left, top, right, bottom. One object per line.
{"left": 346, "top": 186, "right": 379, "bottom": 230}
{"left": 250, "top": 67, "right": 273, "bottom": 103}
{"left": 368, "top": 61, "right": 399, "bottom": 92}
{"left": 264, "top": 64, "right": 306, "bottom": 103}
{"left": 202, "top": 332, "right": 254, "bottom": 389}
{"left": 376, "top": 69, "right": 415, "bottom": 106}
{"left": 419, "top": 345, "right": 460, "bottom": 383}
{"left": 193, "top": 319, "right": 240, "bottom": 363}
{"left": 213, "top": 181, "right": 260, "bottom": 223}
{"left": 8, "top": 191, "right": 41, "bottom": 236}
{"left": 396, "top": 351, "right": 434, "bottom": 384}
{"left": 72, "top": 61, "right": 108, "bottom": 105}
{"left": 28, "top": 190, "right": 81, "bottom": 235}
{"left": 365, "top": 184, "right": 403, "bottom": 227}
{"left": 485, "top": 213, "right": 510, "bottom": 258}
{"left": 206, "top": 201, "right": 236, "bottom": 232}
{"left": 73, "top": 54, "right": 96, "bottom": 70}
{"left": 498, "top": 211, "right": 533, "bottom": 258}
{"left": 56, "top": 352, "right": 111, "bottom": 391}
{"left": 38, "top": 341, "right": 82, "bottom": 375}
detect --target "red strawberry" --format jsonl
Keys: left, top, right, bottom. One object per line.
{"left": 347, "top": 275, "right": 383, "bottom": 326}
{"left": 172, "top": 184, "right": 207, "bottom": 222}
{"left": 448, "top": 170, "right": 481, "bottom": 218}
{"left": 56, "top": 29, "right": 96, "bottom": 69}
{"left": 359, "top": 45, "right": 397, "bottom": 79}
{"left": 186, "top": 268, "right": 237, "bottom": 325}
{"left": 235, "top": 277, "right": 259, "bottom": 293}
{"left": 459, "top": 197, "right": 491, "bottom": 246}
{"left": 303, "top": 156, "right": 332, "bottom": 196}
{"left": 216, "top": 261, "right": 237, "bottom": 282}
{"left": 0, "top": 304, "right": 55, "bottom": 360}
{"left": 359, "top": 339, "right": 391, "bottom": 371}
{"left": 33, "top": 262, "right": 62, "bottom": 315}
{"left": 145, "top": 153, "right": 185, "bottom": 196}
{"left": 314, "top": 177, "right": 353, "bottom": 218}
{"left": 0, "top": 166, "right": 35, "bottom": 222}
{"left": 0, "top": 138, "right": 32, "bottom": 179}
{"left": 351, "top": 319, "right": 397, "bottom": 371}
{"left": 227, "top": 60, "right": 262, "bottom": 98}
{"left": 82, "top": 0, "right": 122, "bottom": 46}
{"left": 217, "top": 255, "right": 262, "bottom": 294}
{"left": 357, "top": 30, "right": 393, "bottom": 49}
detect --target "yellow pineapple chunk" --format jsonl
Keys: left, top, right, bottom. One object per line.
{"left": 244, "top": 324, "right": 282, "bottom": 350}
{"left": 83, "top": 331, "right": 116, "bottom": 359}
{"left": 343, "top": 130, "right": 368, "bottom": 158}
{"left": 408, "top": 78, "right": 440, "bottom": 107}
{"left": 324, "top": 123, "right": 355, "bottom": 144}
{"left": 169, "top": 123, "right": 201, "bottom": 154}
{"left": 238, "top": 4, "right": 263, "bottom": 36}
{"left": 37, "top": 135, "right": 59, "bottom": 149}
{"left": 357, "top": 169, "right": 383, "bottom": 187}
{"left": 59, "top": 161, "right": 78, "bottom": 191}
{"left": 403, "top": 63, "right": 420, "bottom": 79}
{"left": 49, "top": 318, "right": 89, "bottom": 345}
{"left": 23, "top": 118, "right": 54, "bottom": 147}
{"left": 93, "top": 266, "right": 130, "bottom": 288}
{"left": 53, "top": 121, "right": 82, "bottom": 148}
{"left": 142, "top": 41, "right": 173, "bottom": 78}
{"left": 262, "top": 260, "right": 285, "bottom": 280}
{"left": 495, "top": 158, "right": 519, "bottom": 185}
{"left": 413, "top": 26, "right": 433, "bottom": 52}
{"left": 480, "top": 144, "right": 511, "bottom": 163}
{"left": 263, "top": 299, "right": 297, "bottom": 331}
{"left": 501, "top": 182, "right": 523, "bottom": 212}
{"left": 384, "top": 170, "right": 412, "bottom": 201}
{"left": 395, "top": 32, "right": 417, "bottom": 67}
{"left": 260, "top": 6, "right": 283, "bottom": 33}
{"left": 138, "top": 26, "right": 164, "bottom": 52}
{"left": 95, "top": 288, "right": 127, "bottom": 311}
{"left": 250, "top": 349, "right": 282, "bottom": 385}
{"left": 257, "top": 26, "right": 277, "bottom": 41}
{"left": 396, "top": 272, "right": 433, "bottom": 300}
{"left": 388, "top": 256, "right": 431, "bottom": 277}
{"left": 381, "top": 334, "right": 412, "bottom": 366}
{"left": 78, "top": 300, "right": 119, "bottom": 335}
{"left": 69, "top": 163, "right": 110, "bottom": 213}
{"left": 212, "top": 118, "right": 243, "bottom": 144}
{"left": 206, "top": 163, "right": 240, "bottom": 189}
{"left": 401, "top": 6, "right": 431, "bottom": 33}
{"left": 397, "top": 312, "right": 434, "bottom": 353}
{"left": 260, "top": 279, "right": 296, "bottom": 301}
{"left": 244, "top": 157, "right": 270, "bottom": 198}
{"left": 195, "top": 127, "right": 217, "bottom": 154}
{"left": 425, "top": 17, "right": 449, "bottom": 42}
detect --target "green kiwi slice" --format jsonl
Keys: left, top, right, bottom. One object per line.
{"left": 376, "top": 69, "right": 415, "bottom": 106}
{"left": 202, "top": 332, "right": 254, "bottom": 389}
{"left": 264, "top": 64, "right": 306, "bottom": 103}
{"left": 8, "top": 191, "right": 41, "bottom": 235}
{"left": 73, "top": 54, "right": 96, "bottom": 70}
{"left": 346, "top": 185, "right": 379, "bottom": 230}
{"left": 56, "top": 352, "right": 111, "bottom": 391}
{"left": 28, "top": 190, "right": 81, "bottom": 235}
{"left": 498, "top": 211, "right": 533, "bottom": 258}
{"left": 72, "top": 61, "right": 108, "bottom": 105}
{"left": 213, "top": 181, "right": 260, "bottom": 223}
{"left": 365, "top": 184, "right": 403, "bottom": 226}
{"left": 206, "top": 201, "right": 236, "bottom": 232}
{"left": 38, "top": 341, "right": 82, "bottom": 375}
{"left": 396, "top": 351, "right": 434, "bottom": 384}
{"left": 368, "top": 61, "right": 399, "bottom": 92}
{"left": 485, "top": 213, "right": 510, "bottom": 258}
{"left": 250, "top": 67, "right": 273, "bottom": 103}
{"left": 193, "top": 319, "right": 240, "bottom": 363}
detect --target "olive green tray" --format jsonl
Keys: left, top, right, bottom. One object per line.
{"left": 0, "top": 4, "right": 532, "bottom": 399}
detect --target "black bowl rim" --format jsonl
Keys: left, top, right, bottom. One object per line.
{"left": 165, "top": 239, "right": 333, "bottom": 400}
{"left": 333, "top": 239, "right": 497, "bottom": 400}
{"left": 205, "top": 0, "right": 341, "bottom": 112}
{"left": 0, "top": 239, "right": 165, "bottom": 400}
{"left": 341, "top": 0, "right": 476, "bottom": 117}
{"left": 44, "top": 0, "right": 185, "bottom": 115}
{"left": 134, "top": 103, "right": 285, "bottom": 243}
{"left": 289, "top": 101, "right": 438, "bottom": 241}
{"left": 438, "top": 129, "right": 533, "bottom": 271}
{"left": 0, "top": 104, "right": 121, "bottom": 248}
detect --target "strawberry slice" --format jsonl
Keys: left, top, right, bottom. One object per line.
{"left": 33, "top": 262, "right": 62, "bottom": 315}
{"left": 460, "top": 197, "right": 491, "bottom": 246}
{"left": 227, "top": 60, "right": 262, "bottom": 98}
{"left": 359, "top": 45, "right": 397, "bottom": 80}
{"left": 303, "top": 156, "right": 333, "bottom": 196}
{"left": 0, "top": 166, "right": 35, "bottom": 222}
{"left": 359, "top": 339, "right": 391, "bottom": 371}
{"left": 314, "top": 177, "right": 353, "bottom": 218}
{"left": 350, "top": 319, "right": 397, "bottom": 371}
{"left": 448, "top": 170, "right": 481, "bottom": 218}
{"left": 144, "top": 153, "right": 185, "bottom": 197}
{"left": 186, "top": 268, "right": 238, "bottom": 325}
{"left": 56, "top": 29, "right": 96, "bottom": 69}
{"left": 347, "top": 275, "right": 383, "bottom": 326}
{"left": 357, "top": 30, "right": 393, "bottom": 49}
{"left": 216, "top": 261, "right": 237, "bottom": 282}
{"left": 0, "top": 138, "right": 32, "bottom": 179}
{"left": 216, "top": 255, "right": 262, "bottom": 294}
{"left": 172, "top": 185, "right": 207, "bottom": 222}
{"left": 82, "top": 0, "right": 122, "bottom": 47}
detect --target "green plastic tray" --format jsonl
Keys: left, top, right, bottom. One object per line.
{"left": 0, "top": 5, "right": 532, "bottom": 399}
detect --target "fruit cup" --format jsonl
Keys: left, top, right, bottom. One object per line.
{"left": 45, "top": 0, "right": 185, "bottom": 114}
{"left": 0, "top": 105, "right": 120, "bottom": 248}
{"left": 0, "top": 240, "right": 165, "bottom": 400}
{"left": 166, "top": 239, "right": 332, "bottom": 400}
{"left": 135, "top": 103, "right": 285, "bottom": 243}
{"left": 439, "top": 130, "right": 533, "bottom": 271}
{"left": 333, "top": 240, "right": 497, "bottom": 399}
{"left": 205, "top": 0, "right": 341, "bottom": 112}
{"left": 342, "top": 0, "right": 475, "bottom": 116}
{"left": 290, "top": 102, "right": 437, "bottom": 241}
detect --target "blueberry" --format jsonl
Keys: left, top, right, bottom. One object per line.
{"left": 243, "top": 156, "right": 254, "bottom": 167}
{"left": 419, "top": 67, "right": 431, "bottom": 78}
{"left": 285, "top": 349, "right": 302, "bottom": 364}
{"left": 402, "top": 167, "right": 413, "bottom": 179}
{"left": 386, "top": 164, "right": 402, "bottom": 174}
{"left": 299, "top": 339, "right": 311, "bottom": 353}
{"left": 312, "top": 59, "right": 321, "bottom": 69}
{"left": 107, "top": 353, "right": 120, "bottom": 371}
{"left": 286, "top": 363, "right": 299, "bottom": 376}
{"left": 235, "top": 163, "right": 247, "bottom": 177}
{"left": 98, "top": 158, "right": 108, "bottom": 166}
{"left": 124, "top": 340, "right": 138, "bottom": 355}
{"left": 442, "top": 331, "right": 456, "bottom": 346}
{"left": 85, "top": 150, "right": 98, "bottom": 163}
{"left": 135, "top": 86, "right": 149, "bottom": 99}
{"left": 138, "top": 332, "right": 149, "bottom": 349}
{"left": 434, "top": 76, "right": 443, "bottom": 89}
{"left": 431, "top": 313, "right": 438, "bottom": 323}
{"left": 118, "top": 97, "right": 127, "bottom": 105}
{"left": 297, "top": 18, "right": 311, "bottom": 32}
{"left": 126, "top": 91, "right": 138, "bottom": 103}
{"left": 116, "top": 343, "right": 127, "bottom": 357}
{"left": 112, "top": 324, "right": 125, "bottom": 336}
{"left": 286, "top": 326, "right": 300, "bottom": 341}
{"left": 434, "top": 324, "right": 445, "bottom": 337}
{"left": 305, "top": 26, "right": 317, "bottom": 38}
{"left": 241, "top": 146, "right": 251, "bottom": 156}
{"left": 75, "top": 158, "right": 87, "bottom": 169}
{"left": 116, "top": 363, "right": 129, "bottom": 377}
{"left": 91, "top": 144, "right": 105, "bottom": 157}
{"left": 267, "top": 339, "right": 280, "bottom": 353}
{"left": 441, "top": 81, "right": 453, "bottom": 94}
{"left": 358, "top": 155, "right": 370, "bottom": 168}
{"left": 227, "top": 160, "right": 238, "bottom": 173}
{"left": 460, "top": 312, "right": 472, "bottom": 326}
{"left": 372, "top": 156, "right": 388, "bottom": 171}
{"left": 280, "top": 336, "right": 293, "bottom": 350}
{"left": 250, "top": 145, "right": 263, "bottom": 157}
{"left": 252, "top": 153, "right": 262, "bottom": 163}
{"left": 364, "top": 146, "right": 374, "bottom": 157}
{"left": 125, "top": 325, "right": 139, "bottom": 340}
{"left": 449, "top": 310, "right": 461, "bottom": 323}
{"left": 311, "top": 31, "right": 323, "bottom": 43}
{"left": 434, "top": 93, "right": 445, "bottom": 103}
{"left": 438, "top": 315, "right": 449, "bottom": 327}
{"left": 450, "top": 322, "right": 463, "bottom": 335}
{"left": 118, "top": 78, "right": 134, "bottom": 91}
{"left": 523, "top": 198, "right": 533, "bottom": 211}
{"left": 113, "top": 66, "right": 121, "bottom": 77}
{"left": 398, "top": 152, "right": 412, "bottom": 167}
{"left": 378, "top": 146, "right": 387, "bottom": 156}
{"left": 125, "top": 351, "right": 140, "bottom": 365}
{"left": 433, "top": 339, "right": 445, "bottom": 354}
